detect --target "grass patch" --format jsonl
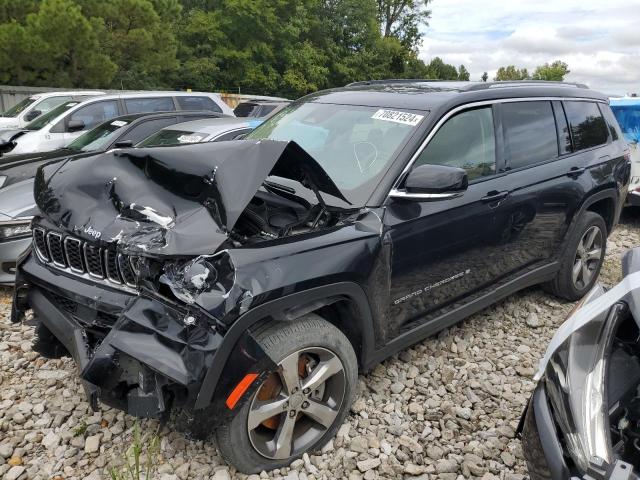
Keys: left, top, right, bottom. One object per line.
{"left": 109, "top": 422, "right": 161, "bottom": 480}
{"left": 73, "top": 421, "right": 88, "bottom": 437}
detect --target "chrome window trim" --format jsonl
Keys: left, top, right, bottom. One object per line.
{"left": 388, "top": 191, "right": 463, "bottom": 200}
{"left": 46, "top": 232, "right": 67, "bottom": 268}
{"left": 387, "top": 96, "right": 606, "bottom": 198}
{"left": 63, "top": 237, "right": 85, "bottom": 273}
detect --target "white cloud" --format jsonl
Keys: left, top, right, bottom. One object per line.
{"left": 418, "top": 0, "right": 640, "bottom": 95}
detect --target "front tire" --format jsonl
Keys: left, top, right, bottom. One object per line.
{"left": 543, "top": 211, "right": 607, "bottom": 301}
{"left": 216, "top": 314, "right": 358, "bottom": 474}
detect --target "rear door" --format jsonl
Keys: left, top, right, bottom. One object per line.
{"left": 492, "top": 99, "right": 603, "bottom": 274}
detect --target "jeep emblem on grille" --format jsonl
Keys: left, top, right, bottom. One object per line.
{"left": 83, "top": 225, "right": 102, "bottom": 240}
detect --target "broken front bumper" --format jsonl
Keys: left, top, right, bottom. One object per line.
{"left": 12, "top": 253, "right": 269, "bottom": 420}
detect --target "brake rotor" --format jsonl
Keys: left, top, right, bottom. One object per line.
{"left": 256, "top": 354, "right": 312, "bottom": 429}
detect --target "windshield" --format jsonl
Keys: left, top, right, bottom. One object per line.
{"left": 2, "top": 97, "right": 36, "bottom": 118}
{"left": 138, "top": 129, "right": 209, "bottom": 147}
{"left": 25, "top": 101, "right": 79, "bottom": 131}
{"left": 68, "top": 118, "right": 131, "bottom": 152}
{"left": 247, "top": 102, "right": 426, "bottom": 205}
{"left": 611, "top": 104, "right": 640, "bottom": 143}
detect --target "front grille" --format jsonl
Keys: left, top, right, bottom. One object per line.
{"left": 33, "top": 227, "right": 137, "bottom": 289}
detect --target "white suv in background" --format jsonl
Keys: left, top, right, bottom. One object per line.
{"left": 0, "top": 91, "right": 103, "bottom": 130}
{"left": 6, "top": 91, "right": 234, "bottom": 155}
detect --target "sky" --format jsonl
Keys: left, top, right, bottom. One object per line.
{"left": 418, "top": 0, "right": 640, "bottom": 95}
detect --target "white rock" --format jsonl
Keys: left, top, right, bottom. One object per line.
{"left": 6, "top": 466, "right": 26, "bottom": 480}
{"left": 41, "top": 432, "right": 61, "bottom": 451}
{"left": 84, "top": 434, "right": 100, "bottom": 453}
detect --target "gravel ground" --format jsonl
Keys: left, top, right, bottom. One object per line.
{"left": 2, "top": 212, "right": 640, "bottom": 480}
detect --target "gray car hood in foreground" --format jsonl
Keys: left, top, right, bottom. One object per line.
{"left": 0, "top": 178, "right": 37, "bottom": 219}
{"left": 34, "top": 139, "right": 347, "bottom": 257}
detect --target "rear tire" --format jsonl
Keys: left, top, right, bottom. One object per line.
{"left": 215, "top": 314, "right": 357, "bottom": 474}
{"left": 543, "top": 211, "right": 607, "bottom": 301}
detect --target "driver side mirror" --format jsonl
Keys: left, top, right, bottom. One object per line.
{"left": 391, "top": 164, "right": 468, "bottom": 200}
{"left": 25, "top": 110, "right": 41, "bottom": 122}
{"left": 67, "top": 119, "right": 85, "bottom": 132}
{"left": 114, "top": 140, "right": 133, "bottom": 148}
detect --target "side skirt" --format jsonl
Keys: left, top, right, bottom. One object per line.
{"left": 363, "top": 262, "right": 559, "bottom": 369}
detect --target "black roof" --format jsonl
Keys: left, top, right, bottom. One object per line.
{"left": 302, "top": 80, "right": 608, "bottom": 111}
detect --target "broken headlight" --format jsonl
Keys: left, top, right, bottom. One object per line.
{"left": 543, "top": 298, "right": 625, "bottom": 473}
{"left": 160, "top": 253, "right": 235, "bottom": 306}
{"left": 0, "top": 218, "right": 32, "bottom": 241}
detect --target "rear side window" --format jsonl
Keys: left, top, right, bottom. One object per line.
{"left": 414, "top": 106, "right": 496, "bottom": 181}
{"left": 501, "top": 101, "right": 558, "bottom": 169}
{"left": 119, "top": 117, "right": 179, "bottom": 145}
{"left": 67, "top": 100, "right": 120, "bottom": 131}
{"left": 176, "top": 96, "right": 222, "bottom": 113}
{"left": 125, "top": 97, "right": 175, "bottom": 114}
{"left": 600, "top": 105, "right": 621, "bottom": 141}
{"left": 563, "top": 101, "right": 609, "bottom": 150}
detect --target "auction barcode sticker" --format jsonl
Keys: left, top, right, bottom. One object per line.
{"left": 371, "top": 109, "right": 424, "bottom": 126}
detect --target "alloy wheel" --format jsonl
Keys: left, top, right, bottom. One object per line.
{"left": 572, "top": 225, "right": 603, "bottom": 290}
{"left": 247, "top": 347, "right": 346, "bottom": 460}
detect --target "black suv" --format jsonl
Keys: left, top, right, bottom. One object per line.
{"left": 11, "top": 80, "right": 631, "bottom": 473}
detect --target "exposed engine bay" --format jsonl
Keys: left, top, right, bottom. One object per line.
{"left": 608, "top": 312, "right": 640, "bottom": 467}
{"left": 230, "top": 187, "right": 341, "bottom": 246}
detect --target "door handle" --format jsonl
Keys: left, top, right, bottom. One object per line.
{"left": 567, "top": 166, "right": 586, "bottom": 178}
{"left": 481, "top": 190, "right": 510, "bottom": 203}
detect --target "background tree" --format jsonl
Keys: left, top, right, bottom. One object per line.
{"left": 376, "top": 0, "right": 431, "bottom": 50}
{"left": 532, "top": 60, "right": 570, "bottom": 81}
{"left": 481, "top": 72, "right": 488, "bottom": 82}
{"left": 457, "top": 65, "right": 469, "bottom": 81}
{"left": 0, "top": 0, "right": 472, "bottom": 97}
{"left": 494, "top": 65, "right": 529, "bottom": 81}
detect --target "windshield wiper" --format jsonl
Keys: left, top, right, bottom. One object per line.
{"left": 263, "top": 180, "right": 296, "bottom": 194}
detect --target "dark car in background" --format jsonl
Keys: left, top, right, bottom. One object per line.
{"left": 233, "top": 98, "right": 290, "bottom": 118}
{"left": 0, "top": 110, "right": 225, "bottom": 190}
{"left": 12, "top": 80, "right": 630, "bottom": 473}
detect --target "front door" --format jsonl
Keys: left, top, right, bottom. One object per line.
{"left": 386, "top": 105, "right": 513, "bottom": 335}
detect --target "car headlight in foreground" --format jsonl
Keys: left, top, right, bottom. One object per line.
{"left": 0, "top": 218, "right": 32, "bottom": 241}
{"left": 524, "top": 256, "right": 640, "bottom": 478}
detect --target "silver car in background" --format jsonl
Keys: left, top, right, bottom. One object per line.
{"left": 0, "top": 179, "right": 36, "bottom": 284}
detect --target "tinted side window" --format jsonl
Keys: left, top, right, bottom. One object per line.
{"left": 414, "top": 107, "right": 496, "bottom": 181}
{"left": 125, "top": 97, "right": 175, "bottom": 114}
{"left": 176, "top": 96, "right": 222, "bottom": 113}
{"left": 68, "top": 100, "right": 120, "bottom": 131}
{"left": 118, "top": 117, "right": 179, "bottom": 145}
{"left": 600, "top": 104, "right": 621, "bottom": 141}
{"left": 501, "top": 101, "right": 557, "bottom": 169}
{"left": 563, "top": 101, "right": 609, "bottom": 150}
{"left": 552, "top": 101, "right": 572, "bottom": 155}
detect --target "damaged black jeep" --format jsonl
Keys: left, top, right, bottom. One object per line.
{"left": 11, "top": 80, "right": 630, "bottom": 473}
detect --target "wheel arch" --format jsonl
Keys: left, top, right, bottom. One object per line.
{"left": 194, "top": 282, "right": 376, "bottom": 410}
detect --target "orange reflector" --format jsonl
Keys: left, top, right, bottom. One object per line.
{"left": 226, "top": 373, "right": 259, "bottom": 410}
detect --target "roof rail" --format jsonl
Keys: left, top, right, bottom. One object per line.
{"left": 346, "top": 79, "right": 590, "bottom": 90}
{"left": 346, "top": 79, "right": 461, "bottom": 87}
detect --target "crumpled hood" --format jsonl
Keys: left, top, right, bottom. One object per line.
{"left": 34, "top": 139, "right": 346, "bottom": 257}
